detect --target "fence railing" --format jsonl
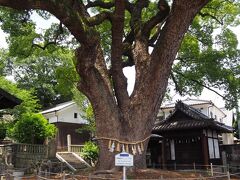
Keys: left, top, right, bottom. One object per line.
{"left": 70, "top": 145, "right": 84, "bottom": 154}
{"left": 0, "top": 143, "right": 47, "bottom": 155}
{"left": 0, "top": 143, "right": 48, "bottom": 169}
{"left": 15, "top": 143, "right": 47, "bottom": 154}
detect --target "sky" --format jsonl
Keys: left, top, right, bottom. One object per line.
{"left": 0, "top": 11, "right": 239, "bottom": 116}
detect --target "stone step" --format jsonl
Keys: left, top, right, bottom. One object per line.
{"left": 56, "top": 152, "right": 89, "bottom": 170}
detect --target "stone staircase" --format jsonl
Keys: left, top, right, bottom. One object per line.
{"left": 56, "top": 152, "right": 90, "bottom": 171}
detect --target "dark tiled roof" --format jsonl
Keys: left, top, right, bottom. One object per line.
{"left": 153, "top": 101, "right": 233, "bottom": 133}
{"left": 0, "top": 88, "right": 22, "bottom": 109}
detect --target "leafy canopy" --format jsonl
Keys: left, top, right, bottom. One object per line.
{"left": 0, "top": 8, "right": 79, "bottom": 108}
{"left": 0, "top": 0, "right": 239, "bottom": 110}
{"left": 9, "top": 112, "right": 56, "bottom": 144}
{"left": 170, "top": 0, "right": 240, "bottom": 109}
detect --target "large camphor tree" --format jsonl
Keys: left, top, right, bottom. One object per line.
{"left": 0, "top": 0, "right": 239, "bottom": 169}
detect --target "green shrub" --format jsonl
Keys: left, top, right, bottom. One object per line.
{"left": 10, "top": 112, "right": 56, "bottom": 144}
{"left": 81, "top": 141, "right": 99, "bottom": 166}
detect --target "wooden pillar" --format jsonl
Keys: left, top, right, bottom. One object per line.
{"left": 67, "top": 134, "right": 71, "bottom": 152}
{"left": 162, "top": 138, "right": 166, "bottom": 169}
{"left": 54, "top": 123, "right": 60, "bottom": 149}
{"left": 201, "top": 134, "right": 209, "bottom": 167}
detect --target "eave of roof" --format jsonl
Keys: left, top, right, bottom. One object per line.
{"left": 41, "top": 101, "right": 75, "bottom": 114}
{"left": 0, "top": 88, "right": 22, "bottom": 109}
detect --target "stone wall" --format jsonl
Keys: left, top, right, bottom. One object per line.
{"left": 0, "top": 141, "right": 55, "bottom": 169}
{"left": 220, "top": 144, "right": 240, "bottom": 167}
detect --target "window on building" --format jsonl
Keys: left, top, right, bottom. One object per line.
{"left": 208, "top": 138, "right": 214, "bottom": 159}
{"left": 207, "top": 129, "right": 220, "bottom": 159}
{"left": 214, "top": 139, "right": 220, "bottom": 158}
{"left": 74, "top": 113, "right": 78, "bottom": 118}
{"left": 214, "top": 115, "right": 217, "bottom": 121}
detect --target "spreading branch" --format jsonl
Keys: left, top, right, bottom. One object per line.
{"left": 110, "top": 0, "right": 130, "bottom": 117}
{"left": 32, "top": 22, "right": 63, "bottom": 50}
{"left": 198, "top": 11, "right": 223, "bottom": 25}
{"left": 170, "top": 72, "right": 183, "bottom": 96}
{"left": 142, "top": 0, "right": 170, "bottom": 38}
{"left": 86, "top": 11, "right": 112, "bottom": 26}
{"left": 0, "top": 0, "right": 90, "bottom": 44}
{"left": 130, "top": 0, "right": 150, "bottom": 34}
{"left": 86, "top": 0, "right": 114, "bottom": 9}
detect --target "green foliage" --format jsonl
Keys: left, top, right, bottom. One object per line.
{"left": 0, "top": 49, "right": 9, "bottom": 76}
{"left": 80, "top": 141, "right": 99, "bottom": 165}
{"left": 232, "top": 110, "right": 240, "bottom": 139}
{"left": 9, "top": 112, "right": 56, "bottom": 144}
{"left": 0, "top": 0, "right": 239, "bottom": 116}
{"left": 73, "top": 87, "right": 96, "bottom": 135}
{"left": 0, "top": 8, "right": 78, "bottom": 108}
{"left": 171, "top": 0, "right": 240, "bottom": 110}
{"left": 10, "top": 48, "right": 77, "bottom": 108}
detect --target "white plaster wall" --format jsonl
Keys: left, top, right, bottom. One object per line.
{"left": 160, "top": 103, "right": 226, "bottom": 123}
{"left": 42, "top": 104, "right": 88, "bottom": 124}
{"left": 208, "top": 106, "right": 225, "bottom": 123}
{"left": 49, "top": 116, "right": 58, "bottom": 123}
{"left": 222, "top": 133, "right": 234, "bottom": 144}
{"left": 57, "top": 104, "right": 88, "bottom": 124}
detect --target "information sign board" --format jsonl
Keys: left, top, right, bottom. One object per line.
{"left": 115, "top": 152, "right": 133, "bottom": 167}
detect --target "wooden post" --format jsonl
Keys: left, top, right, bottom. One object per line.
{"left": 227, "top": 171, "right": 230, "bottom": 180}
{"left": 62, "top": 171, "right": 65, "bottom": 180}
{"left": 88, "top": 173, "right": 92, "bottom": 180}
{"left": 67, "top": 134, "right": 71, "bottom": 152}
{"left": 201, "top": 134, "right": 209, "bottom": 168}
{"left": 47, "top": 138, "right": 57, "bottom": 158}
{"left": 210, "top": 163, "right": 213, "bottom": 176}
{"left": 162, "top": 138, "right": 165, "bottom": 169}
{"left": 45, "top": 169, "right": 48, "bottom": 178}
{"left": 221, "top": 151, "right": 227, "bottom": 173}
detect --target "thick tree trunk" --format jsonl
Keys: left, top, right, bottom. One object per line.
{"left": 97, "top": 139, "right": 149, "bottom": 170}
{"left": 93, "top": 97, "right": 158, "bottom": 170}
{"left": 96, "top": 128, "right": 151, "bottom": 170}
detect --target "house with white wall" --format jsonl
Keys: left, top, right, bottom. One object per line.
{"left": 41, "top": 101, "right": 90, "bottom": 149}
{"left": 157, "top": 98, "right": 234, "bottom": 144}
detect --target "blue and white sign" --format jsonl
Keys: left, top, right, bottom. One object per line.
{"left": 115, "top": 152, "right": 133, "bottom": 167}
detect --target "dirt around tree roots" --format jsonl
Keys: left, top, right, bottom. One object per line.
{"left": 75, "top": 168, "right": 239, "bottom": 179}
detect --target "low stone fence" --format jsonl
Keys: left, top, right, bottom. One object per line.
{"left": 0, "top": 143, "right": 48, "bottom": 169}
{"left": 14, "top": 143, "right": 47, "bottom": 168}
